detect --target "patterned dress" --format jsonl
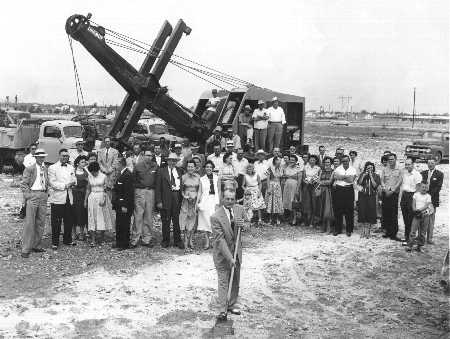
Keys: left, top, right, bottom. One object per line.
{"left": 197, "top": 174, "right": 219, "bottom": 233}
{"left": 87, "top": 172, "right": 114, "bottom": 232}
{"left": 244, "top": 173, "right": 266, "bottom": 210}
{"left": 283, "top": 166, "right": 301, "bottom": 211}
{"left": 179, "top": 173, "right": 200, "bottom": 231}
{"left": 265, "top": 166, "right": 284, "bottom": 214}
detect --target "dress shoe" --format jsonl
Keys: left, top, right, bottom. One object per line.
{"left": 176, "top": 241, "right": 185, "bottom": 249}
{"left": 21, "top": 252, "right": 30, "bottom": 258}
{"left": 382, "top": 234, "right": 389, "bottom": 238}
{"left": 160, "top": 241, "right": 170, "bottom": 248}
{"left": 32, "top": 248, "right": 45, "bottom": 253}
{"left": 228, "top": 308, "right": 241, "bottom": 315}
{"left": 390, "top": 237, "right": 402, "bottom": 242}
{"left": 216, "top": 312, "right": 228, "bottom": 322}
{"left": 415, "top": 246, "right": 422, "bottom": 252}
{"left": 401, "top": 241, "right": 408, "bottom": 247}
{"left": 346, "top": 232, "right": 352, "bottom": 237}
{"left": 333, "top": 232, "right": 340, "bottom": 236}
{"left": 427, "top": 240, "right": 434, "bottom": 245}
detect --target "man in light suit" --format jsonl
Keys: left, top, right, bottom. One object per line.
{"left": 211, "top": 189, "right": 245, "bottom": 321}
{"left": 98, "top": 136, "right": 119, "bottom": 198}
{"left": 421, "top": 158, "right": 444, "bottom": 244}
{"left": 20, "top": 149, "right": 49, "bottom": 258}
{"left": 48, "top": 148, "right": 76, "bottom": 249}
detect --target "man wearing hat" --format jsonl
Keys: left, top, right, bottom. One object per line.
{"left": 189, "top": 141, "right": 205, "bottom": 167}
{"left": 254, "top": 149, "right": 269, "bottom": 197}
{"left": 155, "top": 152, "right": 185, "bottom": 249}
{"left": 20, "top": 149, "right": 49, "bottom": 258}
{"left": 238, "top": 105, "right": 253, "bottom": 146}
{"left": 131, "top": 150, "right": 158, "bottom": 248}
{"left": 173, "top": 143, "right": 185, "bottom": 168}
{"left": 266, "top": 97, "right": 286, "bottom": 152}
{"left": 206, "top": 126, "right": 223, "bottom": 154}
{"left": 252, "top": 100, "right": 269, "bottom": 151}
{"left": 220, "top": 127, "right": 241, "bottom": 152}
{"left": 202, "top": 89, "right": 221, "bottom": 129}
{"left": 70, "top": 140, "right": 88, "bottom": 164}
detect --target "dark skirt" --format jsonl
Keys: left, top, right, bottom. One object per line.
{"left": 358, "top": 192, "right": 377, "bottom": 224}
{"left": 317, "top": 186, "right": 334, "bottom": 222}
{"left": 73, "top": 190, "right": 88, "bottom": 227}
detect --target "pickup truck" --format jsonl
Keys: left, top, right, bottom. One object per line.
{"left": 405, "top": 131, "right": 449, "bottom": 163}
{"left": 132, "top": 118, "right": 183, "bottom": 144}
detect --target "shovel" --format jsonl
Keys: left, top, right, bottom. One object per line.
{"left": 225, "top": 223, "right": 242, "bottom": 315}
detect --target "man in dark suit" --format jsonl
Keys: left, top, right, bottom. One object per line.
{"left": 421, "top": 158, "right": 444, "bottom": 244}
{"left": 112, "top": 157, "right": 134, "bottom": 250}
{"left": 20, "top": 149, "right": 49, "bottom": 258}
{"left": 155, "top": 153, "right": 184, "bottom": 249}
{"left": 211, "top": 189, "right": 245, "bottom": 321}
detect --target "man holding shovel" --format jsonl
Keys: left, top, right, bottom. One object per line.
{"left": 211, "top": 189, "right": 245, "bottom": 321}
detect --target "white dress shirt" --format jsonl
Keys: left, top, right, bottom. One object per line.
{"left": 23, "top": 153, "right": 36, "bottom": 168}
{"left": 30, "top": 164, "right": 45, "bottom": 190}
{"left": 266, "top": 106, "right": 286, "bottom": 124}
{"left": 252, "top": 108, "right": 269, "bottom": 129}
{"left": 207, "top": 153, "right": 224, "bottom": 172}
{"left": 254, "top": 160, "right": 269, "bottom": 181}
{"left": 48, "top": 161, "right": 76, "bottom": 204}
{"left": 334, "top": 165, "right": 357, "bottom": 187}
{"left": 233, "top": 158, "right": 249, "bottom": 176}
{"left": 401, "top": 169, "right": 422, "bottom": 192}
{"left": 154, "top": 155, "right": 162, "bottom": 167}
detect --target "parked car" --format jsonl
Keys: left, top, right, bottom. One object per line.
{"left": 132, "top": 118, "right": 183, "bottom": 144}
{"left": 405, "top": 130, "right": 449, "bottom": 163}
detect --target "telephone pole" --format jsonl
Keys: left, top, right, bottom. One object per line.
{"left": 412, "top": 87, "right": 416, "bottom": 128}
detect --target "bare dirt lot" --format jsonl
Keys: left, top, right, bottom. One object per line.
{"left": 0, "top": 124, "right": 448, "bottom": 338}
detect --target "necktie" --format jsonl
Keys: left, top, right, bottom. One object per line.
{"left": 40, "top": 166, "right": 46, "bottom": 190}
{"left": 106, "top": 148, "right": 109, "bottom": 162}
{"left": 428, "top": 170, "right": 432, "bottom": 186}
{"left": 226, "top": 207, "right": 235, "bottom": 231}
{"left": 170, "top": 168, "right": 176, "bottom": 187}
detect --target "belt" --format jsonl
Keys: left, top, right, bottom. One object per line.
{"left": 336, "top": 185, "right": 353, "bottom": 188}
{"left": 30, "top": 189, "right": 47, "bottom": 192}
{"left": 171, "top": 189, "right": 180, "bottom": 192}
{"left": 136, "top": 186, "right": 154, "bottom": 190}
{"left": 403, "top": 191, "right": 415, "bottom": 194}
{"left": 268, "top": 121, "right": 282, "bottom": 124}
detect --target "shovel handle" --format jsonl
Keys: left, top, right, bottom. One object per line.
{"left": 226, "top": 226, "right": 241, "bottom": 311}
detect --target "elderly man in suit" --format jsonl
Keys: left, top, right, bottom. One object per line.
{"left": 211, "top": 189, "right": 245, "bottom": 321}
{"left": 155, "top": 152, "right": 185, "bottom": 249}
{"left": 48, "top": 148, "right": 77, "bottom": 250}
{"left": 112, "top": 157, "right": 134, "bottom": 250}
{"left": 98, "top": 136, "right": 119, "bottom": 198}
{"left": 20, "top": 149, "right": 49, "bottom": 258}
{"left": 421, "top": 158, "right": 444, "bottom": 244}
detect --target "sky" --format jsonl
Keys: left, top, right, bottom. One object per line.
{"left": 0, "top": 0, "right": 448, "bottom": 114}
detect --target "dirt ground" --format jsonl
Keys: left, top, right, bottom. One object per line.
{"left": 0, "top": 125, "right": 448, "bottom": 338}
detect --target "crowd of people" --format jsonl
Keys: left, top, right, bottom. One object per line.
{"left": 19, "top": 132, "right": 443, "bottom": 258}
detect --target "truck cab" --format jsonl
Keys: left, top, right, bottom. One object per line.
{"left": 132, "top": 118, "right": 184, "bottom": 144}
{"left": 405, "top": 130, "right": 449, "bottom": 163}
{"left": 38, "top": 120, "right": 84, "bottom": 164}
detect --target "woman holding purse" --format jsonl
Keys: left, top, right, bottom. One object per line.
{"left": 84, "top": 161, "right": 114, "bottom": 247}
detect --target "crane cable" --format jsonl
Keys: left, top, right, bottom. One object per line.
{"left": 67, "top": 35, "right": 86, "bottom": 113}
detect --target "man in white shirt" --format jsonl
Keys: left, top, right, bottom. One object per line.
{"left": 266, "top": 97, "right": 286, "bottom": 152}
{"left": 207, "top": 144, "right": 224, "bottom": 173}
{"left": 221, "top": 128, "right": 241, "bottom": 151}
{"left": 254, "top": 149, "right": 268, "bottom": 196}
{"left": 48, "top": 148, "right": 77, "bottom": 250}
{"left": 252, "top": 100, "right": 269, "bottom": 151}
{"left": 23, "top": 143, "right": 37, "bottom": 168}
{"left": 126, "top": 143, "right": 143, "bottom": 172}
{"left": 400, "top": 158, "right": 423, "bottom": 243}
{"left": 153, "top": 144, "right": 164, "bottom": 167}
{"left": 332, "top": 155, "right": 357, "bottom": 236}
{"left": 233, "top": 148, "right": 249, "bottom": 176}
{"left": 267, "top": 147, "right": 285, "bottom": 169}
{"left": 20, "top": 149, "right": 48, "bottom": 258}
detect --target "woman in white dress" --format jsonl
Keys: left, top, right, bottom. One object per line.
{"left": 84, "top": 161, "right": 114, "bottom": 247}
{"left": 197, "top": 160, "right": 219, "bottom": 250}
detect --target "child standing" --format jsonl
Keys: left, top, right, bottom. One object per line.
{"left": 406, "top": 182, "right": 434, "bottom": 252}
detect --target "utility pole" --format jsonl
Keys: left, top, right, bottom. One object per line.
{"left": 412, "top": 87, "right": 416, "bottom": 128}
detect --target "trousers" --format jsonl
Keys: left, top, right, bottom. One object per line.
{"left": 253, "top": 128, "right": 267, "bottom": 151}
{"left": 334, "top": 185, "right": 354, "bottom": 234}
{"left": 382, "top": 192, "right": 399, "bottom": 238}
{"left": 267, "top": 123, "right": 283, "bottom": 152}
{"left": 400, "top": 191, "right": 414, "bottom": 241}
{"left": 427, "top": 208, "right": 436, "bottom": 242}
{"left": 160, "top": 191, "right": 182, "bottom": 244}
{"left": 216, "top": 259, "right": 240, "bottom": 312}
{"left": 132, "top": 188, "right": 155, "bottom": 246}
{"left": 51, "top": 195, "right": 73, "bottom": 246}
{"left": 22, "top": 191, "right": 47, "bottom": 254}
{"left": 116, "top": 209, "right": 132, "bottom": 249}
{"left": 408, "top": 215, "right": 430, "bottom": 247}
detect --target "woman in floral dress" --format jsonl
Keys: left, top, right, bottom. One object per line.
{"left": 283, "top": 155, "right": 303, "bottom": 225}
{"left": 317, "top": 157, "right": 334, "bottom": 233}
{"left": 243, "top": 162, "right": 266, "bottom": 225}
{"left": 265, "top": 156, "right": 284, "bottom": 225}
{"left": 84, "top": 161, "right": 114, "bottom": 247}
{"left": 179, "top": 160, "right": 200, "bottom": 251}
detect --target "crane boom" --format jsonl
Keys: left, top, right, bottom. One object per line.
{"left": 65, "top": 14, "right": 208, "bottom": 143}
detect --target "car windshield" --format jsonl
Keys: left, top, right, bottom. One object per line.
{"left": 423, "top": 132, "right": 442, "bottom": 139}
{"left": 132, "top": 123, "right": 148, "bottom": 134}
{"left": 149, "top": 124, "right": 168, "bottom": 134}
{"left": 63, "top": 126, "right": 83, "bottom": 138}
